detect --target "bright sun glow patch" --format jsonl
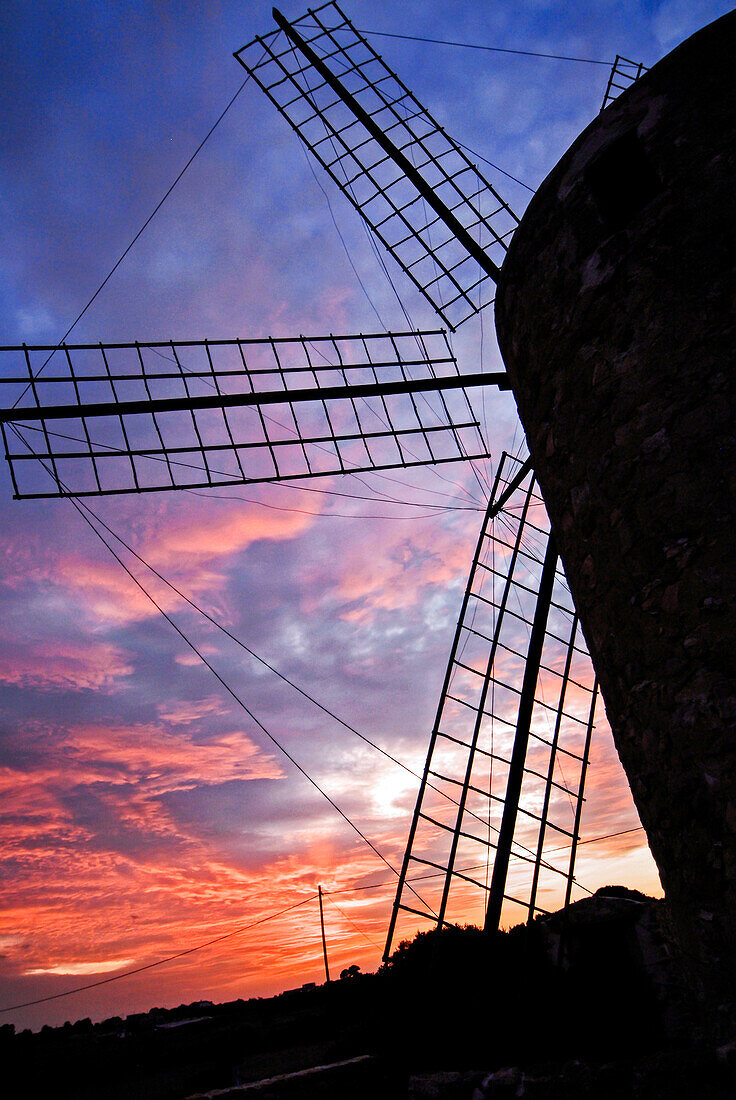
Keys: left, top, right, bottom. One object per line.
{"left": 371, "top": 769, "right": 417, "bottom": 818}
{"left": 25, "top": 958, "right": 135, "bottom": 977}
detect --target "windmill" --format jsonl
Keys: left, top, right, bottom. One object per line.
{"left": 0, "top": 1, "right": 648, "bottom": 973}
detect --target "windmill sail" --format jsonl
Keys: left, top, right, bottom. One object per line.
{"left": 0, "top": 331, "right": 503, "bottom": 499}
{"left": 384, "top": 453, "right": 598, "bottom": 955}
{"left": 235, "top": 2, "right": 519, "bottom": 329}
{"left": 600, "top": 55, "right": 648, "bottom": 111}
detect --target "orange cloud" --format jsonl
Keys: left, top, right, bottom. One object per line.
{"left": 26, "top": 958, "right": 135, "bottom": 977}
{"left": 34, "top": 722, "right": 283, "bottom": 795}
{"left": 140, "top": 497, "right": 316, "bottom": 572}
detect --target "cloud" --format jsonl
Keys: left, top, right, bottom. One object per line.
{"left": 651, "top": 0, "right": 722, "bottom": 48}
{"left": 174, "top": 649, "right": 215, "bottom": 667}
{"left": 156, "top": 695, "right": 229, "bottom": 725}
{"left": 25, "top": 958, "right": 135, "bottom": 977}
{"left": 32, "top": 721, "right": 283, "bottom": 796}
{"left": 304, "top": 515, "right": 478, "bottom": 622}
{"left": 0, "top": 716, "right": 300, "bottom": 1002}
{"left": 45, "top": 556, "right": 174, "bottom": 625}
{"left": 140, "top": 497, "right": 316, "bottom": 572}
{"left": 0, "top": 721, "right": 284, "bottom": 882}
{"left": 0, "top": 490, "right": 319, "bottom": 631}
{"left": 0, "top": 640, "right": 132, "bottom": 691}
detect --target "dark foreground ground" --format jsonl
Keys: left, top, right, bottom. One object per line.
{"left": 4, "top": 888, "right": 736, "bottom": 1099}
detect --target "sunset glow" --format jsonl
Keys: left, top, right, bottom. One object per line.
{"left": 3, "top": 0, "right": 727, "bottom": 1035}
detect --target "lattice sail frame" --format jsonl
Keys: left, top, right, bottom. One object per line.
{"left": 235, "top": 2, "right": 519, "bottom": 330}
{"left": 0, "top": 331, "right": 494, "bottom": 499}
{"left": 600, "top": 54, "right": 649, "bottom": 111}
{"left": 385, "top": 453, "right": 598, "bottom": 956}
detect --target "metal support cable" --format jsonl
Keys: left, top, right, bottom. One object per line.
{"left": 11, "top": 72, "right": 255, "bottom": 406}
{"left": 358, "top": 27, "right": 614, "bottom": 66}
{"left": 8, "top": 422, "right": 436, "bottom": 918}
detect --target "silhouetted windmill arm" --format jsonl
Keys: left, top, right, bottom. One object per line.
{"left": 0, "top": 370, "right": 508, "bottom": 424}
{"left": 0, "top": 331, "right": 505, "bottom": 499}
{"left": 383, "top": 453, "right": 596, "bottom": 954}
{"left": 270, "top": 6, "right": 502, "bottom": 284}
{"left": 600, "top": 55, "right": 648, "bottom": 111}
{"left": 235, "top": 1, "right": 519, "bottom": 329}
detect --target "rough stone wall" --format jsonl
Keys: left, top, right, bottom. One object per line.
{"left": 494, "top": 11, "right": 736, "bottom": 1029}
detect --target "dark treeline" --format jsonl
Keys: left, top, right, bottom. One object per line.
{"left": 3, "top": 888, "right": 733, "bottom": 1099}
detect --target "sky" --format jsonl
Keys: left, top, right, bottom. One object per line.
{"left": 0, "top": 0, "right": 732, "bottom": 1033}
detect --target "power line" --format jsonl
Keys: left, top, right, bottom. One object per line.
{"left": 0, "top": 895, "right": 317, "bottom": 1015}
{"left": 323, "top": 893, "right": 384, "bottom": 953}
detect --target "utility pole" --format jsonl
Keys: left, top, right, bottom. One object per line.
{"left": 318, "top": 885, "right": 330, "bottom": 983}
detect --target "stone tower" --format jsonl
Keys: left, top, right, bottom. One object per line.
{"left": 495, "top": 11, "right": 736, "bottom": 1027}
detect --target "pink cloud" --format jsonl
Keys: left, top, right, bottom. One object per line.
{"left": 156, "top": 695, "right": 229, "bottom": 725}
{"left": 0, "top": 720, "right": 284, "bottom": 885}
{"left": 306, "top": 517, "right": 480, "bottom": 620}
{"left": 0, "top": 491, "right": 318, "bottom": 629}
{"left": 0, "top": 639, "right": 132, "bottom": 691}
{"left": 140, "top": 496, "right": 316, "bottom": 572}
